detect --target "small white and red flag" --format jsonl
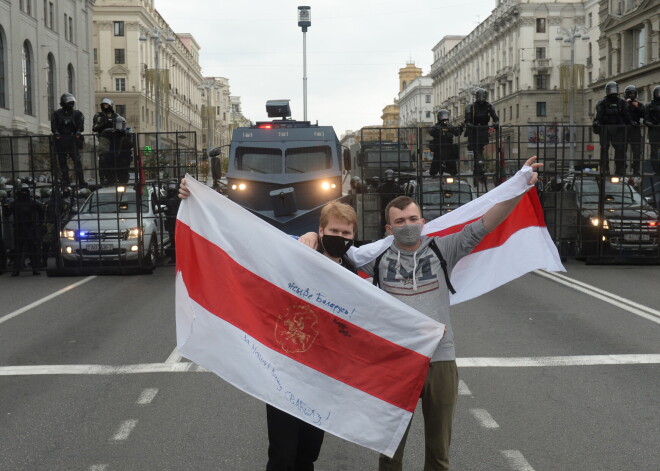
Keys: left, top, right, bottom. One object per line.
{"left": 175, "top": 176, "right": 445, "bottom": 457}
{"left": 348, "top": 166, "right": 566, "bottom": 304}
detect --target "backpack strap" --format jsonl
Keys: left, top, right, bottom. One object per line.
{"left": 372, "top": 239, "right": 457, "bottom": 295}
{"left": 428, "top": 239, "right": 457, "bottom": 295}
{"left": 372, "top": 251, "right": 386, "bottom": 288}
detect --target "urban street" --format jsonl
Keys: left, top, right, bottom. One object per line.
{"left": 1, "top": 262, "right": 658, "bottom": 471}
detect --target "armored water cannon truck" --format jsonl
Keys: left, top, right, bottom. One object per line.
{"left": 224, "top": 100, "right": 348, "bottom": 234}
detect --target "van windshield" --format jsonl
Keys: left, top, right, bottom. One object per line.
{"left": 235, "top": 147, "right": 282, "bottom": 174}
{"left": 82, "top": 192, "right": 148, "bottom": 214}
{"left": 285, "top": 146, "right": 332, "bottom": 173}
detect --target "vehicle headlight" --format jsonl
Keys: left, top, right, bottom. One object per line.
{"left": 589, "top": 217, "right": 609, "bottom": 229}
{"left": 128, "top": 227, "right": 141, "bottom": 239}
{"left": 61, "top": 229, "right": 75, "bottom": 240}
{"left": 231, "top": 183, "right": 247, "bottom": 191}
{"left": 321, "top": 181, "right": 337, "bottom": 191}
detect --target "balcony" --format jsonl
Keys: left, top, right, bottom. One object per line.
{"left": 531, "top": 58, "right": 552, "bottom": 73}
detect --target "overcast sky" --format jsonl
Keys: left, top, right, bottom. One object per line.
{"left": 156, "top": 0, "right": 496, "bottom": 136}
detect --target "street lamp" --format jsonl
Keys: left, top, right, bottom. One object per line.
{"left": 556, "top": 25, "right": 589, "bottom": 169}
{"left": 298, "top": 6, "right": 311, "bottom": 121}
{"left": 140, "top": 27, "right": 175, "bottom": 152}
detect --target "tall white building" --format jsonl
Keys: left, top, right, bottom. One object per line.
{"left": 398, "top": 75, "right": 434, "bottom": 126}
{"left": 0, "top": 0, "right": 95, "bottom": 136}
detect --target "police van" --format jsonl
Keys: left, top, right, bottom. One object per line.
{"left": 223, "top": 100, "right": 348, "bottom": 235}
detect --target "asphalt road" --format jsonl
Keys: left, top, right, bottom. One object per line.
{"left": 0, "top": 261, "right": 658, "bottom": 471}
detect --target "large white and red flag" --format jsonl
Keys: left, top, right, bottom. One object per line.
{"left": 175, "top": 176, "right": 445, "bottom": 457}
{"left": 349, "top": 166, "right": 566, "bottom": 304}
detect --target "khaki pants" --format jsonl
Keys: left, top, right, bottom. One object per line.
{"left": 379, "top": 360, "right": 458, "bottom": 471}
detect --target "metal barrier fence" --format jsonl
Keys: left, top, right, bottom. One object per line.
{"left": 0, "top": 131, "right": 204, "bottom": 276}
{"left": 349, "top": 124, "right": 660, "bottom": 263}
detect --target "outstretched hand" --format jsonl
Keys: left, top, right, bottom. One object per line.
{"left": 523, "top": 156, "right": 543, "bottom": 186}
{"left": 178, "top": 178, "right": 190, "bottom": 199}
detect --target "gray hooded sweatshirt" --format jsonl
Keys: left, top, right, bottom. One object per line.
{"left": 359, "top": 219, "right": 489, "bottom": 362}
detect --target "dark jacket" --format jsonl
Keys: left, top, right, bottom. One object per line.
{"left": 51, "top": 108, "right": 84, "bottom": 136}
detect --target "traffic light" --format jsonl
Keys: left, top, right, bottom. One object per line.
{"left": 143, "top": 145, "right": 152, "bottom": 157}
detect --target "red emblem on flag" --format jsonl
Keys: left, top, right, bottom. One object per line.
{"left": 275, "top": 305, "right": 319, "bottom": 353}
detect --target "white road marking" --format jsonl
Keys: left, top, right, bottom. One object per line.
{"left": 111, "top": 419, "right": 138, "bottom": 441}
{"left": 534, "top": 270, "right": 660, "bottom": 325}
{"left": 501, "top": 450, "right": 536, "bottom": 471}
{"left": 458, "top": 379, "right": 472, "bottom": 395}
{"left": 2, "top": 354, "right": 660, "bottom": 376}
{"left": 470, "top": 408, "right": 499, "bottom": 429}
{"left": 0, "top": 276, "right": 97, "bottom": 326}
{"left": 164, "top": 347, "right": 182, "bottom": 364}
{"left": 137, "top": 388, "right": 159, "bottom": 405}
{"left": 457, "top": 354, "right": 660, "bottom": 367}
{"left": 89, "top": 465, "right": 108, "bottom": 471}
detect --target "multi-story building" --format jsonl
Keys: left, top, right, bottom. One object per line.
{"left": 398, "top": 74, "right": 434, "bottom": 127}
{"left": 0, "top": 0, "right": 95, "bottom": 136}
{"left": 92, "top": 0, "right": 204, "bottom": 151}
{"left": 589, "top": 0, "right": 659, "bottom": 106}
{"left": 229, "top": 96, "right": 251, "bottom": 132}
{"left": 200, "top": 76, "right": 231, "bottom": 155}
{"left": 431, "top": 0, "right": 593, "bottom": 162}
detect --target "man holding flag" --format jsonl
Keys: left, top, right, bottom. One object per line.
{"left": 300, "top": 156, "right": 558, "bottom": 470}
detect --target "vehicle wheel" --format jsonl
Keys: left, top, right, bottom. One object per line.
{"left": 146, "top": 235, "right": 158, "bottom": 269}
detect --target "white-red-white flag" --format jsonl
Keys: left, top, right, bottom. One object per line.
{"left": 348, "top": 166, "right": 566, "bottom": 304}
{"left": 175, "top": 176, "right": 445, "bottom": 457}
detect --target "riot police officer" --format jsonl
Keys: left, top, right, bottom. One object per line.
{"left": 464, "top": 88, "right": 498, "bottom": 177}
{"left": 51, "top": 93, "right": 85, "bottom": 187}
{"left": 164, "top": 182, "right": 181, "bottom": 263}
{"left": 6, "top": 183, "right": 43, "bottom": 276}
{"left": 645, "top": 85, "right": 660, "bottom": 175}
{"left": 93, "top": 99, "right": 126, "bottom": 185}
{"left": 429, "top": 109, "right": 463, "bottom": 177}
{"left": 624, "top": 85, "right": 645, "bottom": 175}
{"left": 376, "top": 169, "right": 401, "bottom": 233}
{"left": 594, "top": 81, "right": 633, "bottom": 176}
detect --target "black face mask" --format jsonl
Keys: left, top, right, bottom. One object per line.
{"left": 321, "top": 234, "right": 353, "bottom": 259}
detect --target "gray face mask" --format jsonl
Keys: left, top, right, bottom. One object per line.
{"left": 390, "top": 223, "right": 423, "bottom": 246}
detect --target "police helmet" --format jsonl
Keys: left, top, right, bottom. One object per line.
{"left": 437, "top": 109, "right": 450, "bottom": 121}
{"left": 78, "top": 188, "right": 91, "bottom": 198}
{"left": 60, "top": 93, "right": 76, "bottom": 107}
{"left": 62, "top": 187, "right": 72, "bottom": 198}
{"left": 475, "top": 88, "right": 488, "bottom": 102}
{"left": 654, "top": 85, "right": 660, "bottom": 100}
{"left": 18, "top": 183, "right": 31, "bottom": 195}
{"left": 114, "top": 115, "right": 126, "bottom": 131}
{"left": 40, "top": 187, "right": 52, "bottom": 198}
{"left": 100, "top": 98, "right": 114, "bottom": 110}
{"left": 0, "top": 189, "right": 7, "bottom": 199}
{"left": 384, "top": 169, "right": 395, "bottom": 182}
{"left": 624, "top": 85, "right": 637, "bottom": 100}
{"left": 605, "top": 81, "right": 619, "bottom": 96}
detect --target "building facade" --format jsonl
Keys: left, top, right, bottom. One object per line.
{"left": 92, "top": 0, "right": 205, "bottom": 152}
{"left": 399, "top": 75, "right": 434, "bottom": 127}
{"left": 0, "top": 0, "right": 95, "bottom": 136}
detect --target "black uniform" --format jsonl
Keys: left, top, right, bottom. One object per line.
{"left": 7, "top": 188, "right": 43, "bottom": 275}
{"left": 429, "top": 121, "right": 463, "bottom": 177}
{"left": 594, "top": 96, "right": 632, "bottom": 175}
{"left": 93, "top": 110, "right": 125, "bottom": 185}
{"left": 645, "top": 95, "right": 660, "bottom": 175}
{"left": 376, "top": 171, "right": 401, "bottom": 232}
{"left": 625, "top": 98, "right": 645, "bottom": 175}
{"left": 51, "top": 108, "right": 85, "bottom": 186}
{"left": 164, "top": 186, "right": 181, "bottom": 261}
{"left": 464, "top": 101, "right": 498, "bottom": 174}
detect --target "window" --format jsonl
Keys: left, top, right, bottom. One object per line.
{"left": 636, "top": 27, "right": 646, "bottom": 67}
{"left": 115, "top": 104, "right": 126, "bottom": 116}
{"left": 68, "top": 15, "right": 73, "bottom": 42}
{"left": 115, "top": 78, "right": 126, "bottom": 91}
{"left": 114, "top": 49, "right": 125, "bottom": 64}
{"left": 64, "top": 14, "right": 68, "bottom": 40}
{"left": 588, "top": 12, "right": 593, "bottom": 28}
{"left": 21, "top": 0, "right": 33, "bottom": 15}
{"left": 46, "top": 54, "right": 56, "bottom": 115}
{"left": 536, "top": 47, "right": 546, "bottom": 59}
{"left": 67, "top": 64, "right": 75, "bottom": 94}
{"left": 216, "top": 105, "right": 220, "bottom": 115}
{"left": 236, "top": 147, "right": 282, "bottom": 174}
{"left": 285, "top": 146, "right": 332, "bottom": 173}
{"left": 22, "top": 41, "right": 33, "bottom": 115}
{"left": 516, "top": 103, "right": 519, "bottom": 119}
{"left": 535, "top": 74, "right": 548, "bottom": 90}
{"left": 426, "top": 111, "right": 431, "bottom": 119}
{"left": 536, "top": 18, "right": 546, "bottom": 33}
{"left": 114, "top": 21, "right": 124, "bottom": 36}
{"left": 93, "top": 48, "right": 97, "bottom": 64}
{"left": 536, "top": 102, "right": 546, "bottom": 117}
{"left": 425, "top": 94, "right": 431, "bottom": 104}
